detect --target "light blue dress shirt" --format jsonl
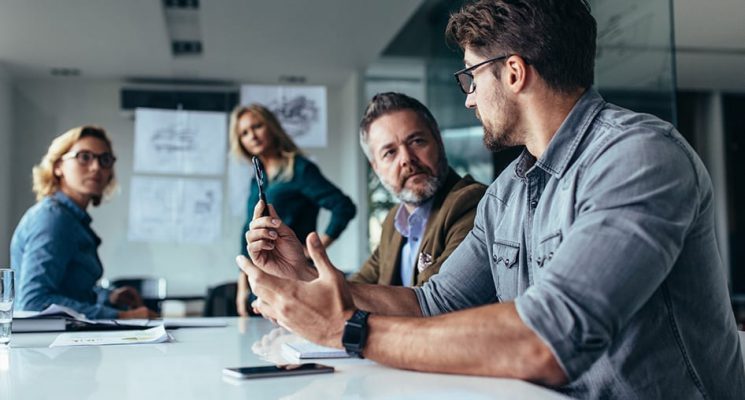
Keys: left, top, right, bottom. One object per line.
{"left": 10, "top": 191, "right": 118, "bottom": 319}
{"left": 394, "top": 200, "right": 433, "bottom": 286}
{"left": 414, "top": 89, "right": 745, "bottom": 398}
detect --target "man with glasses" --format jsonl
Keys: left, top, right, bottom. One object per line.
{"left": 239, "top": 0, "right": 745, "bottom": 397}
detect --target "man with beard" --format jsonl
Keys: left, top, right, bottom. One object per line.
{"left": 239, "top": 0, "right": 744, "bottom": 398}
{"left": 348, "top": 92, "right": 486, "bottom": 287}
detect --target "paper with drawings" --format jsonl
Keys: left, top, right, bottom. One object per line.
{"left": 133, "top": 108, "right": 227, "bottom": 175}
{"left": 49, "top": 325, "right": 172, "bottom": 348}
{"left": 128, "top": 176, "right": 222, "bottom": 243}
{"left": 240, "top": 84, "right": 328, "bottom": 148}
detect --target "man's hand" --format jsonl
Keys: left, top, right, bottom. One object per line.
{"left": 109, "top": 286, "right": 144, "bottom": 308}
{"left": 246, "top": 201, "right": 316, "bottom": 281}
{"left": 118, "top": 306, "right": 158, "bottom": 319}
{"left": 237, "top": 232, "right": 355, "bottom": 348}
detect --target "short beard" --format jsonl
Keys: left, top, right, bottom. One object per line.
{"left": 378, "top": 153, "right": 447, "bottom": 207}
{"left": 482, "top": 89, "right": 521, "bottom": 152}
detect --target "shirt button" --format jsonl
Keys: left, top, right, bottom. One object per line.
{"left": 530, "top": 200, "right": 538, "bottom": 208}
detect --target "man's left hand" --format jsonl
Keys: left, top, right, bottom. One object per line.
{"left": 236, "top": 232, "right": 355, "bottom": 348}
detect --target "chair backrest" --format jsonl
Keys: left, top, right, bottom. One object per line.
{"left": 110, "top": 277, "right": 167, "bottom": 300}
{"left": 203, "top": 282, "right": 238, "bottom": 317}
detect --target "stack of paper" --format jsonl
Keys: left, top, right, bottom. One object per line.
{"left": 12, "top": 305, "right": 88, "bottom": 333}
{"left": 49, "top": 325, "right": 172, "bottom": 348}
{"left": 282, "top": 340, "right": 350, "bottom": 359}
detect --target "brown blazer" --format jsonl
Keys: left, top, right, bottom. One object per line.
{"left": 349, "top": 168, "right": 486, "bottom": 286}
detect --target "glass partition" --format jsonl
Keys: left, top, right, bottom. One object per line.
{"left": 365, "top": 0, "right": 677, "bottom": 251}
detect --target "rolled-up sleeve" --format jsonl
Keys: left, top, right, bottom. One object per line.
{"left": 515, "top": 129, "right": 700, "bottom": 379}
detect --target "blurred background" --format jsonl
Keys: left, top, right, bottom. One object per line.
{"left": 0, "top": 0, "right": 742, "bottom": 321}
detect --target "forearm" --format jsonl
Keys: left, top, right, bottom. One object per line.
{"left": 349, "top": 283, "right": 422, "bottom": 317}
{"left": 237, "top": 272, "right": 249, "bottom": 292}
{"left": 362, "top": 302, "right": 566, "bottom": 386}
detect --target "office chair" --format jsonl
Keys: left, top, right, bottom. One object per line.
{"left": 203, "top": 282, "right": 239, "bottom": 317}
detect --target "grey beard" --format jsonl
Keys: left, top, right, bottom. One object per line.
{"left": 379, "top": 170, "right": 444, "bottom": 207}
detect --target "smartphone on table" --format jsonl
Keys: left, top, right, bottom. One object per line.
{"left": 223, "top": 363, "right": 335, "bottom": 379}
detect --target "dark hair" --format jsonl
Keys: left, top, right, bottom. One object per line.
{"left": 446, "top": 0, "right": 597, "bottom": 93}
{"left": 359, "top": 92, "right": 443, "bottom": 160}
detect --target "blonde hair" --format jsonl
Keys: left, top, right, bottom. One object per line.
{"left": 228, "top": 104, "right": 301, "bottom": 182}
{"left": 32, "top": 125, "right": 117, "bottom": 207}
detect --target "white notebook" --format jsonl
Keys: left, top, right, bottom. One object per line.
{"left": 282, "top": 340, "right": 350, "bottom": 359}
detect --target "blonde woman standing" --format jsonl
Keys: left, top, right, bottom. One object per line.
{"left": 230, "top": 104, "right": 356, "bottom": 316}
{"left": 10, "top": 126, "right": 156, "bottom": 319}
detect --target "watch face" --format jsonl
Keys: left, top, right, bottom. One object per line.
{"left": 343, "top": 327, "right": 362, "bottom": 345}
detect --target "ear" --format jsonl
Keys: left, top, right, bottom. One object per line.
{"left": 503, "top": 55, "right": 529, "bottom": 93}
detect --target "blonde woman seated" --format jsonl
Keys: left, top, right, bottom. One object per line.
{"left": 10, "top": 126, "right": 156, "bottom": 319}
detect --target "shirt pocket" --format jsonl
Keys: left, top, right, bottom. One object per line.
{"left": 492, "top": 239, "right": 520, "bottom": 301}
{"left": 534, "top": 230, "right": 562, "bottom": 279}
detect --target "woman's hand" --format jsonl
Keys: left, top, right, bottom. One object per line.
{"left": 118, "top": 306, "right": 158, "bottom": 319}
{"left": 245, "top": 201, "right": 317, "bottom": 282}
{"left": 109, "top": 286, "right": 144, "bottom": 308}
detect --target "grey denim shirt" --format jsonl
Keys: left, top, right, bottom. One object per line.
{"left": 414, "top": 89, "right": 745, "bottom": 399}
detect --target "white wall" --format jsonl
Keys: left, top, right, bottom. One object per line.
{"left": 0, "top": 65, "right": 12, "bottom": 265}
{"left": 9, "top": 76, "right": 367, "bottom": 296}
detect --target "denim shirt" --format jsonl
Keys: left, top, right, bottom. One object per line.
{"left": 415, "top": 89, "right": 745, "bottom": 399}
{"left": 10, "top": 191, "right": 117, "bottom": 319}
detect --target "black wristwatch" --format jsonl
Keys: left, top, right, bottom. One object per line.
{"left": 341, "top": 309, "right": 370, "bottom": 358}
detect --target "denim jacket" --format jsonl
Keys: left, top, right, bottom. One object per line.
{"left": 10, "top": 191, "right": 118, "bottom": 319}
{"left": 415, "top": 89, "right": 745, "bottom": 399}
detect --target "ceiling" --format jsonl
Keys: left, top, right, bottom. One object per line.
{"left": 0, "top": 0, "right": 742, "bottom": 92}
{"left": 0, "top": 0, "right": 423, "bottom": 86}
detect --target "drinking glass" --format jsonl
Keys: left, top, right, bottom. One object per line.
{"left": 0, "top": 269, "right": 15, "bottom": 346}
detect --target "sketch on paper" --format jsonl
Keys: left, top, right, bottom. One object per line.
{"left": 152, "top": 124, "right": 196, "bottom": 152}
{"left": 134, "top": 108, "right": 227, "bottom": 175}
{"left": 128, "top": 176, "right": 223, "bottom": 244}
{"left": 240, "top": 85, "right": 328, "bottom": 148}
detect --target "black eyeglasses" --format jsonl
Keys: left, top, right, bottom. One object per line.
{"left": 453, "top": 54, "right": 510, "bottom": 94}
{"left": 61, "top": 150, "right": 117, "bottom": 169}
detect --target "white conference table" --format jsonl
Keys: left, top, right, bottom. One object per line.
{"left": 0, "top": 317, "right": 568, "bottom": 400}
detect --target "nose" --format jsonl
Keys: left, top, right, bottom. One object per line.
{"left": 398, "top": 145, "right": 417, "bottom": 168}
{"left": 465, "top": 91, "right": 477, "bottom": 109}
{"left": 89, "top": 157, "right": 102, "bottom": 171}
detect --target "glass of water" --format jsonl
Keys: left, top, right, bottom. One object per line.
{"left": 0, "top": 269, "right": 14, "bottom": 346}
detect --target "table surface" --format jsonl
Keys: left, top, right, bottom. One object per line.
{"left": 0, "top": 317, "right": 569, "bottom": 400}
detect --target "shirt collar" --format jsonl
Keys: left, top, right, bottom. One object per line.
{"left": 394, "top": 199, "right": 434, "bottom": 239}
{"left": 513, "top": 88, "right": 605, "bottom": 179}
{"left": 52, "top": 191, "right": 92, "bottom": 225}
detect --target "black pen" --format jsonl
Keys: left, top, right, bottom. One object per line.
{"left": 252, "top": 156, "right": 271, "bottom": 217}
